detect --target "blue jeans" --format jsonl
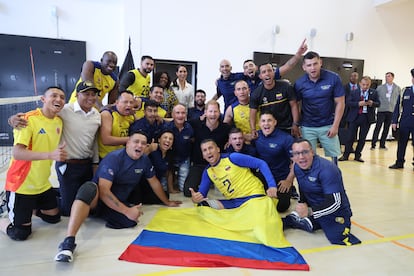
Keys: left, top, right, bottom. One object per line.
{"left": 174, "top": 158, "right": 190, "bottom": 192}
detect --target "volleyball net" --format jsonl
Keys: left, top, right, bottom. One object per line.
{"left": 0, "top": 95, "right": 42, "bottom": 172}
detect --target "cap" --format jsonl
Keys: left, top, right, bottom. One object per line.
{"left": 76, "top": 81, "right": 100, "bottom": 94}
{"left": 411, "top": 68, "right": 414, "bottom": 78}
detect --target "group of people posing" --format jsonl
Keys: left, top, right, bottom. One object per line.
{"left": 2, "top": 39, "right": 414, "bottom": 263}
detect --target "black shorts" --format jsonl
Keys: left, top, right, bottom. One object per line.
{"left": 6, "top": 188, "right": 58, "bottom": 225}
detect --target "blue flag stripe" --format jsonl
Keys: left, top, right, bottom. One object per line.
{"left": 133, "top": 230, "right": 306, "bottom": 265}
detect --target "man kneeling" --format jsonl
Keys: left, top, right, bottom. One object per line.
{"left": 283, "top": 138, "right": 361, "bottom": 246}
{"left": 54, "top": 131, "right": 181, "bottom": 263}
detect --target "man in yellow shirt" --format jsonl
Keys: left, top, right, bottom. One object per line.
{"left": 68, "top": 51, "right": 119, "bottom": 108}
{"left": 0, "top": 87, "right": 67, "bottom": 241}
{"left": 119, "top": 55, "right": 154, "bottom": 98}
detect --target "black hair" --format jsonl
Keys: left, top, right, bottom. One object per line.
{"left": 118, "top": 90, "right": 134, "bottom": 99}
{"left": 171, "top": 65, "right": 188, "bottom": 88}
{"left": 153, "top": 71, "right": 171, "bottom": 89}
{"left": 144, "top": 99, "right": 159, "bottom": 109}
{"left": 303, "top": 51, "right": 320, "bottom": 62}
{"left": 243, "top": 59, "right": 254, "bottom": 65}
{"left": 260, "top": 110, "right": 277, "bottom": 120}
{"left": 44, "top": 86, "right": 65, "bottom": 95}
{"left": 385, "top": 72, "right": 394, "bottom": 78}
{"left": 200, "top": 138, "right": 217, "bottom": 147}
{"left": 141, "top": 55, "right": 153, "bottom": 62}
{"left": 292, "top": 138, "right": 313, "bottom": 149}
{"left": 150, "top": 84, "right": 164, "bottom": 93}
{"left": 129, "top": 130, "right": 149, "bottom": 142}
{"left": 195, "top": 89, "right": 206, "bottom": 96}
{"left": 229, "top": 127, "right": 242, "bottom": 135}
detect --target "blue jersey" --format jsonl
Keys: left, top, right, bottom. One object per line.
{"left": 293, "top": 155, "right": 352, "bottom": 217}
{"left": 94, "top": 148, "right": 155, "bottom": 203}
{"left": 294, "top": 69, "right": 344, "bottom": 127}
{"left": 253, "top": 128, "right": 294, "bottom": 182}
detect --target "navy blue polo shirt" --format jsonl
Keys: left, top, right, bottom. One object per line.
{"left": 129, "top": 117, "right": 163, "bottom": 142}
{"left": 253, "top": 128, "right": 294, "bottom": 182}
{"left": 94, "top": 148, "right": 155, "bottom": 203}
{"left": 294, "top": 69, "right": 344, "bottom": 127}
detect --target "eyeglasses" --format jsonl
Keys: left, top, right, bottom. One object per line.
{"left": 290, "top": 149, "right": 311, "bottom": 157}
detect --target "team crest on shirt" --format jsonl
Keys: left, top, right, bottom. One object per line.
{"left": 183, "top": 135, "right": 190, "bottom": 140}
{"left": 135, "top": 169, "right": 143, "bottom": 174}
{"left": 268, "top": 143, "right": 277, "bottom": 148}
{"left": 321, "top": 85, "right": 331, "bottom": 90}
{"left": 107, "top": 168, "right": 114, "bottom": 176}
{"left": 308, "top": 176, "right": 316, "bottom": 182}
{"left": 275, "top": 93, "right": 283, "bottom": 100}
{"left": 262, "top": 97, "right": 268, "bottom": 104}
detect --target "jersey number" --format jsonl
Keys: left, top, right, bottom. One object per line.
{"left": 222, "top": 179, "right": 234, "bottom": 193}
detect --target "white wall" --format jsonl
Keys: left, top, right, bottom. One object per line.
{"left": 1, "top": 0, "right": 413, "bottom": 108}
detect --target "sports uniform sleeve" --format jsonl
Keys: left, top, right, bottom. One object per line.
{"left": 274, "top": 67, "right": 281, "bottom": 80}
{"left": 96, "top": 155, "right": 119, "bottom": 182}
{"left": 198, "top": 169, "right": 212, "bottom": 197}
{"left": 311, "top": 193, "right": 341, "bottom": 219}
{"left": 229, "top": 153, "right": 277, "bottom": 188}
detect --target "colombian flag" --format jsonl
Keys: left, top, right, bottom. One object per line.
{"left": 119, "top": 196, "right": 309, "bottom": 271}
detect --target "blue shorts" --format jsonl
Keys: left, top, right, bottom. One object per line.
{"left": 219, "top": 194, "right": 264, "bottom": 209}
{"left": 302, "top": 125, "right": 341, "bottom": 157}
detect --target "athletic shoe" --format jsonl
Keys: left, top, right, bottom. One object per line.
{"left": 282, "top": 211, "right": 313, "bottom": 232}
{"left": 54, "top": 237, "right": 76, "bottom": 263}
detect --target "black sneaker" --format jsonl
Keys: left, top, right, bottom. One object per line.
{"left": 282, "top": 211, "right": 313, "bottom": 232}
{"left": 389, "top": 164, "right": 403, "bottom": 169}
{"left": 54, "top": 237, "right": 76, "bottom": 263}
